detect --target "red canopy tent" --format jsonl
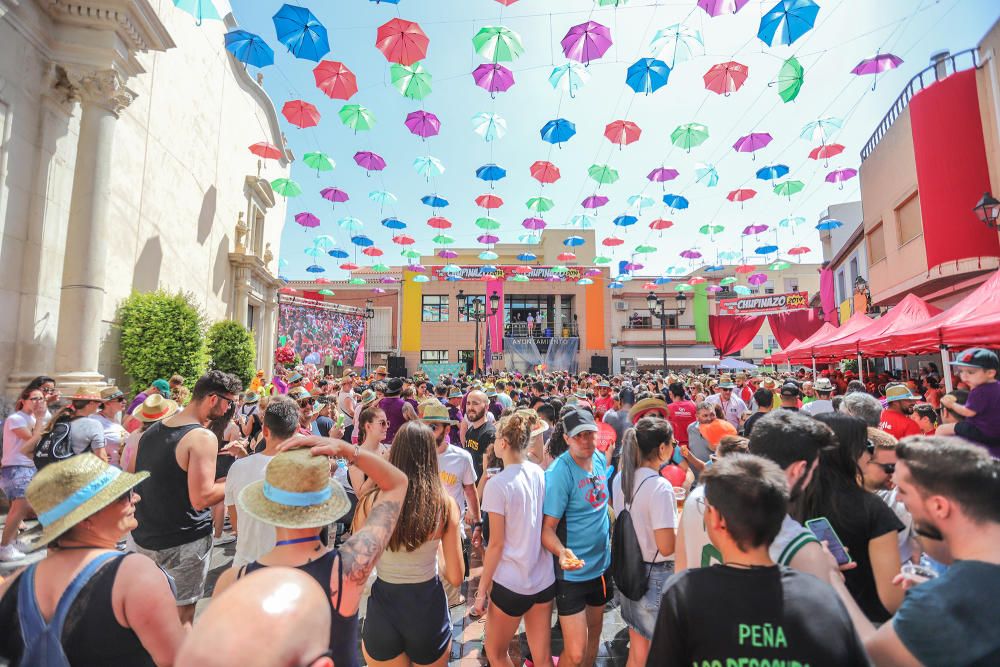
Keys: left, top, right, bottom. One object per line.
{"left": 771, "top": 322, "right": 839, "bottom": 364}
{"left": 816, "top": 293, "right": 943, "bottom": 359}
{"left": 804, "top": 312, "right": 874, "bottom": 361}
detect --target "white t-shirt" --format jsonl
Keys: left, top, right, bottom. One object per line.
{"left": 802, "top": 399, "right": 834, "bottom": 416}
{"left": 705, "top": 394, "right": 748, "bottom": 429}
{"left": 2, "top": 411, "right": 38, "bottom": 467}
{"left": 481, "top": 461, "right": 555, "bottom": 595}
{"left": 337, "top": 391, "right": 355, "bottom": 427}
{"left": 611, "top": 467, "right": 677, "bottom": 563}
{"left": 225, "top": 453, "right": 276, "bottom": 568}
{"left": 437, "top": 444, "right": 477, "bottom": 515}
{"left": 94, "top": 414, "right": 127, "bottom": 466}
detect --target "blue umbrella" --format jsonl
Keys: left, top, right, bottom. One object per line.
{"left": 756, "top": 164, "right": 790, "bottom": 181}
{"left": 608, "top": 281, "right": 625, "bottom": 289}
{"left": 704, "top": 264, "right": 726, "bottom": 272}
{"left": 626, "top": 58, "right": 670, "bottom": 94}
{"left": 564, "top": 236, "right": 585, "bottom": 247}
{"left": 224, "top": 30, "right": 274, "bottom": 67}
{"left": 613, "top": 215, "right": 638, "bottom": 228}
{"left": 480, "top": 265, "right": 498, "bottom": 273}
{"left": 517, "top": 252, "right": 537, "bottom": 261}
{"left": 381, "top": 217, "right": 407, "bottom": 230}
{"left": 663, "top": 194, "right": 689, "bottom": 210}
{"left": 369, "top": 0, "right": 400, "bottom": 3}
{"left": 476, "top": 164, "right": 507, "bottom": 187}
{"left": 421, "top": 194, "right": 449, "bottom": 208}
{"left": 306, "top": 264, "right": 326, "bottom": 273}
{"left": 755, "top": 244, "right": 780, "bottom": 255}
{"left": 816, "top": 219, "right": 843, "bottom": 230}
{"left": 757, "top": 0, "right": 820, "bottom": 47}
{"left": 540, "top": 119, "right": 577, "bottom": 146}
{"left": 351, "top": 234, "right": 374, "bottom": 247}
{"left": 446, "top": 274, "right": 462, "bottom": 282}
{"left": 328, "top": 249, "right": 349, "bottom": 259}
{"left": 272, "top": 4, "right": 329, "bottom": 62}
{"left": 653, "top": 277, "right": 672, "bottom": 285}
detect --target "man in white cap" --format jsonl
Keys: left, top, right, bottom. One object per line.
{"left": 802, "top": 377, "right": 836, "bottom": 416}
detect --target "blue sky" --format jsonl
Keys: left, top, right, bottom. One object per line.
{"left": 227, "top": 0, "right": 1000, "bottom": 281}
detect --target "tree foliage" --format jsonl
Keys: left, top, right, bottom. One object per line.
{"left": 207, "top": 320, "right": 257, "bottom": 388}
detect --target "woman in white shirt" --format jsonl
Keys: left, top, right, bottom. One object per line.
{"left": 473, "top": 409, "right": 556, "bottom": 667}
{"left": 611, "top": 416, "right": 678, "bottom": 667}
{"left": 0, "top": 387, "right": 49, "bottom": 561}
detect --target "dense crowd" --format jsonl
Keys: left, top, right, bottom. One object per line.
{"left": 277, "top": 302, "right": 365, "bottom": 368}
{"left": 0, "top": 348, "right": 998, "bottom": 666}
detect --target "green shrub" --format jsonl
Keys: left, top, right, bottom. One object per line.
{"left": 117, "top": 291, "right": 207, "bottom": 394}
{"left": 207, "top": 320, "right": 257, "bottom": 388}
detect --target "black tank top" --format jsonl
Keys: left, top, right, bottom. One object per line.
{"left": 242, "top": 550, "right": 359, "bottom": 667}
{"left": 132, "top": 421, "right": 212, "bottom": 550}
{"left": 0, "top": 555, "right": 155, "bottom": 666}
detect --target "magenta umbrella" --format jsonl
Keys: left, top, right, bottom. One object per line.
{"left": 748, "top": 272, "right": 768, "bottom": 286}
{"left": 647, "top": 167, "right": 679, "bottom": 184}
{"left": 584, "top": 268, "right": 601, "bottom": 276}
{"left": 437, "top": 249, "right": 458, "bottom": 258}
{"left": 698, "top": 0, "right": 749, "bottom": 17}
{"left": 733, "top": 132, "right": 773, "bottom": 159}
{"left": 404, "top": 110, "right": 440, "bottom": 139}
{"left": 624, "top": 262, "right": 644, "bottom": 272}
{"left": 408, "top": 264, "right": 426, "bottom": 272}
{"left": 826, "top": 168, "right": 858, "bottom": 189}
{"left": 320, "top": 187, "right": 349, "bottom": 207}
{"left": 852, "top": 53, "right": 903, "bottom": 90}
{"left": 582, "top": 195, "right": 609, "bottom": 210}
{"left": 680, "top": 249, "right": 702, "bottom": 259}
{"left": 561, "top": 21, "right": 613, "bottom": 66}
{"left": 354, "top": 151, "right": 386, "bottom": 174}
{"left": 295, "top": 212, "right": 320, "bottom": 228}
{"left": 473, "top": 63, "right": 515, "bottom": 96}
{"left": 522, "top": 217, "right": 547, "bottom": 230}
{"left": 742, "top": 224, "right": 769, "bottom": 235}
{"left": 477, "top": 234, "right": 500, "bottom": 245}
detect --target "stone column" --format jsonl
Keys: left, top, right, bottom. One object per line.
{"left": 54, "top": 69, "right": 136, "bottom": 387}
{"left": 554, "top": 294, "right": 563, "bottom": 337}
{"left": 261, "top": 286, "right": 277, "bottom": 377}
{"left": 234, "top": 266, "right": 250, "bottom": 327}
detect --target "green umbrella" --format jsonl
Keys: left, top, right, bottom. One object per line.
{"left": 551, "top": 265, "right": 569, "bottom": 274}
{"left": 593, "top": 256, "right": 613, "bottom": 264}
{"left": 432, "top": 234, "right": 455, "bottom": 245}
{"left": 776, "top": 56, "right": 804, "bottom": 103}
{"left": 526, "top": 196, "right": 554, "bottom": 213}
{"left": 317, "top": 289, "right": 335, "bottom": 296}
{"left": 769, "top": 260, "right": 792, "bottom": 270}
{"left": 302, "top": 151, "right": 334, "bottom": 175}
{"left": 348, "top": 277, "right": 367, "bottom": 285}
{"left": 774, "top": 180, "right": 805, "bottom": 198}
{"left": 720, "top": 276, "right": 738, "bottom": 286}
{"left": 401, "top": 249, "right": 421, "bottom": 258}
{"left": 635, "top": 244, "right": 657, "bottom": 254}
{"left": 675, "top": 284, "right": 693, "bottom": 292}
{"left": 671, "top": 122, "right": 709, "bottom": 152}
{"left": 596, "top": 0, "right": 628, "bottom": 5}
{"left": 511, "top": 274, "right": 529, "bottom": 282}
{"left": 371, "top": 263, "right": 390, "bottom": 272}
{"left": 472, "top": 26, "right": 524, "bottom": 63}
{"left": 339, "top": 104, "right": 375, "bottom": 132}
{"left": 390, "top": 62, "right": 433, "bottom": 100}
{"left": 588, "top": 164, "right": 619, "bottom": 185}
{"left": 270, "top": 178, "right": 301, "bottom": 197}
{"left": 475, "top": 217, "right": 501, "bottom": 230}
{"left": 699, "top": 224, "right": 725, "bottom": 235}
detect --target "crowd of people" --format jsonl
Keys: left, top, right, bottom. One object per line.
{"left": 0, "top": 347, "right": 998, "bottom": 666}
{"left": 277, "top": 301, "right": 366, "bottom": 369}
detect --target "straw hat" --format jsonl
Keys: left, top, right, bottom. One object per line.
{"left": 131, "top": 393, "right": 180, "bottom": 423}
{"left": 100, "top": 386, "right": 125, "bottom": 402}
{"left": 420, "top": 402, "right": 457, "bottom": 425}
{"left": 71, "top": 385, "right": 104, "bottom": 401}
{"left": 628, "top": 397, "right": 670, "bottom": 424}
{"left": 238, "top": 448, "right": 352, "bottom": 528}
{"left": 23, "top": 453, "right": 149, "bottom": 551}
{"left": 359, "top": 389, "right": 379, "bottom": 408}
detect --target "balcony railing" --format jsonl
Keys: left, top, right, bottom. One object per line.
{"left": 861, "top": 49, "right": 979, "bottom": 162}
{"left": 504, "top": 323, "right": 579, "bottom": 338}
{"left": 623, "top": 322, "right": 695, "bottom": 330}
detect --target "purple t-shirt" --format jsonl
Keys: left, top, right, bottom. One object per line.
{"left": 379, "top": 396, "right": 418, "bottom": 444}
{"left": 965, "top": 381, "right": 1000, "bottom": 441}
{"left": 127, "top": 392, "right": 148, "bottom": 416}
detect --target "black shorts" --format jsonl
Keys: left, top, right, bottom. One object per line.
{"left": 954, "top": 421, "right": 1000, "bottom": 447}
{"left": 555, "top": 569, "right": 614, "bottom": 616}
{"left": 362, "top": 578, "right": 451, "bottom": 664}
{"left": 490, "top": 581, "right": 557, "bottom": 618}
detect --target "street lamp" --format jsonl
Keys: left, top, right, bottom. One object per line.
{"left": 363, "top": 299, "right": 375, "bottom": 376}
{"left": 647, "top": 291, "right": 688, "bottom": 372}
{"left": 457, "top": 289, "right": 498, "bottom": 377}
{"left": 973, "top": 192, "right": 1000, "bottom": 229}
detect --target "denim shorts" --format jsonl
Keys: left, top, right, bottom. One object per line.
{"left": 0, "top": 466, "right": 36, "bottom": 500}
{"left": 617, "top": 560, "right": 675, "bottom": 640}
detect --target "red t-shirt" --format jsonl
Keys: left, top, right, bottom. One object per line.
{"left": 879, "top": 409, "right": 922, "bottom": 440}
{"left": 595, "top": 395, "right": 615, "bottom": 414}
{"left": 668, "top": 400, "right": 698, "bottom": 444}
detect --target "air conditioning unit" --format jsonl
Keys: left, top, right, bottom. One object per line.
{"left": 614, "top": 301, "right": 628, "bottom": 311}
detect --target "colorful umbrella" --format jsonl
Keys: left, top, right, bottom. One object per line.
{"left": 775, "top": 56, "right": 804, "bottom": 102}
{"left": 564, "top": 236, "right": 586, "bottom": 247}
{"left": 305, "top": 264, "right": 325, "bottom": 273}
{"left": 354, "top": 151, "right": 386, "bottom": 174}
{"left": 779, "top": 216, "right": 806, "bottom": 227}
{"left": 719, "top": 250, "right": 741, "bottom": 261}
{"left": 313, "top": 60, "right": 357, "bottom": 100}
{"left": 755, "top": 245, "right": 779, "bottom": 256}
{"left": 816, "top": 219, "right": 843, "bottom": 231}
{"left": 540, "top": 118, "right": 577, "bottom": 146}
{"left": 650, "top": 23, "right": 705, "bottom": 67}
{"left": 249, "top": 142, "right": 282, "bottom": 160}
{"left": 561, "top": 21, "right": 613, "bottom": 65}
{"left": 800, "top": 117, "right": 843, "bottom": 143}
{"left": 735, "top": 263, "right": 756, "bottom": 273}
{"left": 411, "top": 274, "right": 430, "bottom": 283}
{"left": 851, "top": 53, "right": 903, "bottom": 89}
{"left": 363, "top": 246, "right": 384, "bottom": 257}
{"left": 549, "top": 62, "right": 590, "bottom": 97}
{"left": 382, "top": 217, "right": 406, "bottom": 230}
{"left": 593, "top": 256, "right": 613, "bottom": 264}
{"left": 733, "top": 132, "right": 773, "bottom": 158}
{"left": 517, "top": 251, "right": 538, "bottom": 262}
{"left": 473, "top": 26, "right": 524, "bottom": 62}
{"left": 649, "top": 219, "right": 674, "bottom": 235}
{"left": 748, "top": 272, "right": 769, "bottom": 286}
{"left": 756, "top": 164, "right": 789, "bottom": 180}
{"left": 733, "top": 285, "right": 752, "bottom": 295}
{"left": 757, "top": 0, "right": 819, "bottom": 46}
{"left": 413, "top": 155, "right": 445, "bottom": 179}
{"left": 569, "top": 215, "right": 594, "bottom": 229}
{"left": 376, "top": 18, "right": 429, "bottom": 66}
{"left": 405, "top": 110, "right": 440, "bottom": 139}
{"left": 437, "top": 249, "right": 458, "bottom": 258}
{"left": 603, "top": 237, "right": 625, "bottom": 247}
{"left": 588, "top": 164, "right": 619, "bottom": 185}
{"left": 472, "top": 112, "right": 507, "bottom": 142}
{"left": 694, "top": 163, "right": 719, "bottom": 187}
{"left": 421, "top": 194, "right": 449, "bottom": 209}
{"left": 613, "top": 215, "right": 638, "bottom": 228}
{"left": 648, "top": 167, "right": 679, "bottom": 184}
{"left": 271, "top": 178, "right": 301, "bottom": 197}
{"left": 302, "top": 151, "right": 334, "bottom": 176}
{"left": 391, "top": 62, "right": 432, "bottom": 100}
{"left": 743, "top": 224, "right": 769, "bottom": 235}
{"left": 788, "top": 246, "right": 811, "bottom": 256}
{"left": 826, "top": 168, "right": 857, "bottom": 188}
{"left": 368, "top": 190, "right": 397, "bottom": 207}
{"left": 311, "top": 235, "right": 336, "bottom": 250}
{"left": 320, "top": 187, "right": 348, "bottom": 206}
{"left": 476, "top": 194, "right": 504, "bottom": 210}
{"left": 473, "top": 63, "right": 515, "bottom": 96}
{"left": 531, "top": 161, "right": 561, "bottom": 184}
{"left": 475, "top": 217, "right": 501, "bottom": 230}
{"left": 627, "top": 195, "right": 656, "bottom": 211}
{"left": 480, "top": 250, "right": 499, "bottom": 260}
{"left": 698, "top": 0, "right": 749, "bottom": 17}
{"left": 704, "top": 61, "right": 749, "bottom": 95}
{"left": 522, "top": 217, "right": 546, "bottom": 231}
{"left": 769, "top": 261, "right": 792, "bottom": 271}
{"left": 476, "top": 164, "right": 507, "bottom": 185}
{"left": 626, "top": 58, "right": 671, "bottom": 94}
{"left": 317, "top": 289, "right": 335, "bottom": 296}
{"left": 671, "top": 122, "right": 709, "bottom": 152}
{"left": 282, "top": 100, "right": 320, "bottom": 128}
{"left": 526, "top": 196, "right": 554, "bottom": 213}
{"left": 477, "top": 234, "right": 500, "bottom": 245}
{"left": 680, "top": 249, "right": 702, "bottom": 259}
{"left": 604, "top": 120, "right": 642, "bottom": 147}
{"left": 774, "top": 180, "right": 805, "bottom": 198}
{"left": 339, "top": 104, "right": 375, "bottom": 132}
{"left": 432, "top": 234, "right": 455, "bottom": 245}
{"left": 427, "top": 216, "right": 451, "bottom": 229}
{"left": 720, "top": 276, "right": 738, "bottom": 286}
{"left": 272, "top": 4, "right": 329, "bottom": 62}
{"left": 294, "top": 212, "right": 319, "bottom": 228}
{"left": 338, "top": 217, "right": 364, "bottom": 232}
{"left": 173, "top": 0, "right": 221, "bottom": 25}
{"left": 663, "top": 194, "right": 689, "bottom": 211}
{"left": 577, "top": 278, "right": 594, "bottom": 286}
{"left": 808, "top": 143, "right": 844, "bottom": 166}
{"left": 582, "top": 195, "right": 609, "bottom": 210}
{"left": 635, "top": 244, "right": 657, "bottom": 255}
{"left": 699, "top": 224, "right": 725, "bottom": 238}
{"left": 225, "top": 30, "right": 274, "bottom": 68}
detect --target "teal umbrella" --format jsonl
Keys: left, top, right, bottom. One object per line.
{"left": 471, "top": 112, "right": 507, "bottom": 142}
{"left": 549, "top": 62, "right": 590, "bottom": 97}
{"left": 173, "top": 0, "right": 221, "bottom": 25}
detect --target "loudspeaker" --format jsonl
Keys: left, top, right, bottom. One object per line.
{"left": 388, "top": 356, "right": 407, "bottom": 378}
{"left": 590, "top": 355, "right": 609, "bottom": 376}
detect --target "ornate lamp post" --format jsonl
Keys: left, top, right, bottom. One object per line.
{"left": 363, "top": 299, "right": 376, "bottom": 376}
{"left": 646, "top": 291, "right": 688, "bottom": 372}
{"left": 458, "top": 289, "right": 499, "bottom": 376}
{"left": 973, "top": 192, "right": 1000, "bottom": 229}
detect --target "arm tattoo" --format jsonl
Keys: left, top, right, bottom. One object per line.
{"left": 340, "top": 499, "right": 402, "bottom": 586}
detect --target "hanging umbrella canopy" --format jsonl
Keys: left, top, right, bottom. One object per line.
{"left": 733, "top": 132, "right": 773, "bottom": 156}
{"left": 174, "top": 0, "right": 221, "bottom": 25}
{"left": 413, "top": 155, "right": 445, "bottom": 179}
{"left": 517, "top": 251, "right": 537, "bottom": 261}
{"left": 826, "top": 168, "right": 857, "bottom": 187}
{"left": 390, "top": 61, "right": 433, "bottom": 100}
{"left": 522, "top": 217, "right": 546, "bottom": 231}
{"left": 603, "top": 237, "right": 625, "bottom": 247}
{"left": 282, "top": 100, "right": 320, "bottom": 128}
{"left": 549, "top": 62, "right": 590, "bottom": 97}
{"left": 477, "top": 234, "right": 500, "bottom": 245}
{"left": 704, "top": 61, "right": 749, "bottom": 95}
{"left": 755, "top": 245, "right": 779, "bottom": 255}
{"left": 779, "top": 215, "right": 805, "bottom": 227}
{"left": 727, "top": 188, "right": 757, "bottom": 203}
{"left": 734, "top": 263, "right": 756, "bottom": 273}
{"left": 635, "top": 244, "right": 657, "bottom": 254}
{"left": 427, "top": 217, "right": 451, "bottom": 230}
{"left": 311, "top": 235, "right": 336, "bottom": 249}
{"left": 339, "top": 104, "right": 375, "bottom": 131}
{"left": 604, "top": 120, "right": 642, "bottom": 147}
{"left": 472, "top": 112, "right": 507, "bottom": 142}
{"left": 376, "top": 18, "right": 429, "bottom": 65}
{"left": 648, "top": 167, "right": 679, "bottom": 183}
{"left": 671, "top": 122, "right": 709, "bottom": 151}
{"left": 816, "top": 219, "right": 843, "bottom": 230}
{"left": 680, "top": 249, "right": 702, "bottom": 259}
{"left": 627, "top": 194, "right": 655, "bottom": 211}
{"left": 328, "top": 248, "right": 349, "bottom": 259}
{"left": 756, "top": 164, "right": 789, "bottom": 180}
{"left": 564, "top": 236, "right": 586, "bottom": 247}
{"left": 338, "top": 217, "right": 364, "bottom": 232}
{"left": 699, "top": 224, "right": 725, "bottom": 235}
{"left": 473, "top": 26, "right": 524, "bottom": 62}
{"left": 663, "top": 194, "right": 689, "bottom": 210}
{"left": 720, "top": 276, "right": 738, "bottom": 286}
{"left": 743, "top": 224, "right": 769, "bottom": 235}
{"left": 305, "top": 264, "right": 326, "bottom": 273}
{"left": 650, "top": 23, "right": 705, "bottom": 67}
{"left": 320, "top": 187, "right": 348, "bottom": 205}
{"left": 476, "top": 194, "right": 504, "bottom": 210}
{"left": 695, "top": 163, "right": 719, "bottom": 187}
{"left": 531, "top": 160, "right": 561, "bottom": 184}
{"left": 249, "top": 142, "right": 282, "bottom": 160}
{"left": 382, "top": 217, "right": 406, "bottom": 230}
{"left": 561, "top": 21, "right": 613, "bottom": 65}
{"left": 272, "top": 4, "right": 329, "bottom": 62}
{"left": 225, "top": 29, "right": 275, "bottom": 67}
{"left": 473, "top": 63, "right": 515, "bottom": 94}
{"left": 405, "top": 110, "right": 440, "bottom": 139}
{"left": 649, "top": 219, "right": 673, "bottom": 232}
{"left": 776, "top": 56, "right": 804, "bottom": 102}
{"left": 476, "top": 163, "right": 507, "bottom": 183}
{"left": 302, "top": 151, "right": 334, "bottom": 173}
{"left": 475, "top": 217, "right": 501, "bottom": 230}
{"left": 437, "top": 249, "right": 458, "bottom": 258}
{"left": 363, "top": 246, "right": 384, "bottom": 257}
{"left": 271, "top": 178, "right": 302, "bottom": 197}
{"left": 540, "top": 118, "right": 577, "bottom": 146}
{"left": 294, "top": 212, "right": 320, "bottom": 228}
{"left": 569, "top": 215, "right": 594, "bottom": 229}
{"left": 698, "top": 0, "right": 749, "bottom": 16}
{"left": 613, "top": 215, "right": 638, "bottom": 228}
{"left": 774, "top": 180, "right": 805, "bottom": 197}
{"left": 368, "top": 190, "right": 397, "bottom": 206}
{"left": 809, "top": 143, "right": 845, "bottom": 164}
{"left": 422, "top": 194, "right": 449, "bottom": 209}
{"left": 354, "top": 150, "right": 386, "bottom": 173}
{"left": 801, "top": 116, "right": 843, "bottom": 143}
{"left": 582, "top": 195, "right": 609, "bottom": 209}
{"left": 313, "top": 60, "right": 357, "bottom": 100}
{"left": 788, "top": 245, "right": 811, "bottom": 256}
{"left": 588, "top": 164, "right": 620, "bottom": 185}
{"left": 851, "top": 53, "right": 903, "bottom": 76}
{"left": 757, "top": 0, "right": 820, "bottom": 46}
{"left": 626, "top": 58, "right": 671, "bottom": 94}
{"left": 526, "top": 196, "right": 554, "bottom": 213}
{"left": 769, "top": 260, "right": 791, "bottom": 270}
{"left": 433, "top": 234, "right": 456, "bottom": 245}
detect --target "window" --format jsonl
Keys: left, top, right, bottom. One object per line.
{"left": 849, "top": 256, "right": 859, "bottom": 285}
{"left": 420, "top": 350, "right": 448, "bottom": 364}
{"left": 868, "top": 222, "right": 887, "bottom": 263}
{"left": 783, "top": 278, "right": 799, "bottom": 293}
{"left": 753, "top": 336, "right": 764, "bottom": 350}
{"left": 458, "top": 294, "right": 484, "bottom": 322}
{"left": 421, "top": 295, "right": 449, "bottom": 322}
{"left": 896, "top": 193, "right": 922, "bottom": 245}
{"left": 836, "top": 270, "right": 846, "bottom": 305}
{"left": 768, "top": 337, "right": 778, "bottom": 350}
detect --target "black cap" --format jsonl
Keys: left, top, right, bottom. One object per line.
{"left": 385, "top": 378, "right": 403, "bottom": 396}
{"left": 562, "top": 409, "right": 599, "bottom": 437}
{"left": 780, "top": 382, "right": 801, "bottom": 398}
{"left": 950, "top": 347, "right": 999, "bottom": 372}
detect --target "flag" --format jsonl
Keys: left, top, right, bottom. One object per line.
{"left": 353, "top": 330, "right": 366, "bottom": 368}
{"left": 484, "top": 320, "right": 492, "bottom": 370}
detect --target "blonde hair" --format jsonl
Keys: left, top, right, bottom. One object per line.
{"left": 496, "top": 409, "right": 539, "bottom": 452}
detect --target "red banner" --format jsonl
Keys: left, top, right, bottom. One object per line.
{"left": 717, "top": 291, "right": 810, "bottom": 316}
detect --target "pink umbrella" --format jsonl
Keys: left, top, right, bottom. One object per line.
{"left": 391, "top": 234, "right": 415, "bottom": 245}
{"left": 404, "top": 110, "right": 440, "bottom": 139}
{"left": 733, "top": 133, "right": 772, "bottom": 159}
{"left": 649, "top": 219, "right": 674, "bottom": 233}
{"left": 558, "top": 252, "right": 577, "bottom": 262}
{"left": 427, "top": 216, "right": 451, "bottom": 229}
{"left": 438, "top": 249, "right": 458, "bottom": 258}
{"left": 624, "top": 262, "right": 644, "bottom": 272}
{"left": 689, "top": 277, "right": 707, "bottom": 284}
{"left": 363, "top": 247, "right": 384, "bottom": 257}
{"left": 530, "top": 160, "right": 561, "bottom": 185}
{"left": 647, "top": 167, "right": 679, "bottom": 184}
{"left": 704, "top": 61, "right": 749, "bottom": 95}
{"left": 380, "top": 277, "right": 398, "bottom": 284}
{"left": 561, "top": 21, "right": 613, "bottom": 66}
{"left": 742, "top": 224, "right": 769, "bottom": 235}
{"left": 604, "top": 120, "right": 642, "bottom": 148}
{"left": 295, "top": 212, "right": 320, "bottom": 228}
{"left": 584, "top": 268, "right": 602, "bottom": 276}
{"left": 354, "top": 151, "right": 386, "bottom": 174}
{"left": 473, "top": 63, "right": 515, "bottom": 96}
{"left": 680, "top": 249, "right": 702, "bottom": 259}
{"left": 476, "top": 194, "right": 504, "bottom": 210}
{"left": 477, "top": 234, "right": 500, "bottom": 244}
{"left": 603, "top": 237, "right": 624, "bottom": 247}
{"left": 522, "top": 217, "right": 547, "bottom": 230}
{"left": 582, "top": 195, "right": 609, "bottom": 210}
{"left": 706, "top": 285, "right": 723, "bottom": 293}
{"left": 320, "top": 187, "right": 349, "bottom": 207}
{"left": 727, "top": 188, "right": 757, "bottom": 203}
{"left": 851, "top": 53, "right": 903, "bottom": 90}
{"left": 826, "top": 168, "right": 858, "bottom": 189}
{"left": 748, "top": 273, "right": 768, "bottom": 286}
{"left": 408, "top": 264, "right": 426, "bottom": 272}
{"left": 698, "top": 0, "right": 749, "bottom": 17}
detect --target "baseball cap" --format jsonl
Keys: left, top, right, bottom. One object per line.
{"left": 950, "top": 347, "right": 1000, "bottom": 372}
{"left": 779, "top": 382, "right": 801, "bottom": 398}
{"left": 152, "top": 379, "right": 171, "bottom": 395}
{"left": 562, "top": 409, "right": 599, "bottom": 437}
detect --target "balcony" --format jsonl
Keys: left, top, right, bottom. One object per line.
{"left": 504, "top": 322, "right": 579, "bottom": 338}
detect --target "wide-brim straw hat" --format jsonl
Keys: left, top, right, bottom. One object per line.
{"left": 23, "top": 453, "right": 149, "bottom": 551}
{"left": 131, "top": 393, "right": 180, "bottom": 423}
{"left": 420, "top": 402, "right": 458, "bottom": 425}
{"left": 628, "top": 397, "right": 670, "bottom": 423}
{"left": 238, "top": 448, "right": 352, "bottom": 529}
{"left": 71, "top": 385, "right": 104, "bottom": 401}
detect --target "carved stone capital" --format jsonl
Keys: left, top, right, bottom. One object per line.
{"left": 61, "top": 66, "right": 136, "bottom": 117}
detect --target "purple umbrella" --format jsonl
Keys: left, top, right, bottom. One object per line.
{"left": 477, "top": 234, "right": 500, "bottom": 245}
{"left": 698, "top": 0, "right": 750, "bottom": 17}
{"left": 647, "top": 167, "right": 679, "bottom": 184}
{"left": 380, "top": 276, "right": 398, "bottom": 284}
{"left": 561, "top": 21, "right": 613, "bottom": 66}
{"left": 742, "top": 224, "right": 769, "bottom": 235}
{"left": 680, "top": 249, "right": 702, "bottom": 259}
{"left": 748, "top": 272, "right": 768, "bottom": 286}
{"left": 320, "top": 187, "right": 349, "bottom": 207}
{"left": 404, "top": 110, "right": 441, "bottom": 140}
{"left": 522, "top": 217, "right": 547, "bottom": 230}
{"left": 584, "top": 268, "right": 602, "bottom": 277}
{"left": 852, "top": 53, "right": 903, "bottom": 90}
{"left": 408, "top": 264, "right": 426, "bottom": 272}
{"left": 733, "top": 132, "right": 773, "bottom": 159}
{"left": 826, "top": 168, "right": 857, "bottom": 189}
{"left": 624, "top": 262, "right": 644, "bottom": 272}
{"left": 582, "top": 195, "right": 609, "bottom": 210}
{"left": 354, "top": 151, "right": 386, "bottom": 174}
{"left": 545, "top": 275, "right": 562, "bottom": 282}
{"left": 473, "top": 63, "right": 515, "bottom": 97}
{"left": 437, "top": 249, "right": 458, "bottom": 259}
{"left": 295, "top": 212, "right": 320, "bottom": 228}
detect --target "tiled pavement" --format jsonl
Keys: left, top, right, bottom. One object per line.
{"left": 0, "top": 509, "right": 630, "bottom": 666}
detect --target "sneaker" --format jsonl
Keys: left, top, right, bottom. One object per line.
{"left": 213, "top": 534, "right": 236, "bottom": 547}
{"left": 0, "top": 544, "right": 25, "bottom": 562}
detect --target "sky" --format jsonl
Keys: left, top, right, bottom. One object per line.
{"left": 226, "top": 0, "right": 1000, "bottom": 282}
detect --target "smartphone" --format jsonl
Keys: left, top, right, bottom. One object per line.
{"left": 806, "top": 517, "right": 852, "bottom": 566}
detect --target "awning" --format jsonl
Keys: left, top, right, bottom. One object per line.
{"left": 803, "top": 312, "right": 875, "bottom": 360}
{"left": 817, "top": 293, "right": 942, "bottom": 358}
{"left": 635, "top": 357, "right": 721, "bottom": 366}
{"left": 772, "top": 322, "right": 839, "bottom": 364}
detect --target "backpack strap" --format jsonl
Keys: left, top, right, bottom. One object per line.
{"left": 625, "top": 474, "right": 663, "bottom": 569}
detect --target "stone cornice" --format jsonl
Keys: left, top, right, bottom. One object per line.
{"left": 245, "top": 175, "right": 277, "bottom": 210}
{"left": 229, "top": 252, "right": 283, "bottom": 290}
{"left": 44, "top": 0, "right": 174, "bottom": 54}
{"left": 59, "top": 65, "right": 137, "bottom": 116}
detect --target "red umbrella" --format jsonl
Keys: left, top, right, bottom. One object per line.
{"left": 376, "top": 18, "right": 429, "bottom": 66}
{"left": 512, "top": 266, "right": 532, "bottom": 274}
{"left": 313, "top": 60, "right": 357, "bottom": 100}
{"left": 789, "top": 246, "right": 811, "bottom": 255}
{"left": 427, "top": 216, "right": 452, "bottom": 229}
{"left": 530, "top": 160, "right": 561, "bottom": 184}
{"left": 735, "top": 263, "right": 756, "bottom": 273}
{"left": 495, "top": 0, "right": 518, "bottom": 4}
{"left": 557, "top": 252, "right": 577, "bottom": 262}
{"left": 704, "top": 61, "right": 749, "bottom": 95}
{"left": 475, "top": 194, "right": 504, "bottom": 210}
{"left": 249, "top": 142, "right": 282, "bottom": 160}
{"left": 392, "top": 234, "right": 415, "bottom": 245}
{"left": 809, "top": 143, "right": 845, "bottom": 167}
{"left": 604, "top": 120, "right": 642, "bottom": 148}
{"left": 282, "top": 100, "right": 321, "bottom": 128}
{"left": 340, "top": 263, "right": 359, "bottom": 271}
{"left": 649, "top": 219, "right": 674, "bottom": 233}
{"left": 727, "top": 188, "right": 757, "bottom": 202}
{"left": 603, "top": 237, "right": 624, "bottom": 247}
{"left": 363, "top": 247, "right": 384, "bottom": 257}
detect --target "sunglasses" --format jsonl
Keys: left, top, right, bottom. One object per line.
{"left": 298, "top": 398, "right": 316, "bottom": 408}
{"left": 27, "top": 396, "right": 46, "bottom": 402}
{"left": 865, "top": 439, "right": 875, "bottom": 455}
{"left": 117, "top": 490, "right": 137, "bottom": 504}
{"left": 870, "top": 462, "right": 896, "bottom": 475}
{"left": 213, "top": 393, "right": 236, "bottom": 409}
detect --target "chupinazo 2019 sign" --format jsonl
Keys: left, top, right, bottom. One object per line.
{"left": 717, "top": 291, "right": 810, "bottom": 316}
